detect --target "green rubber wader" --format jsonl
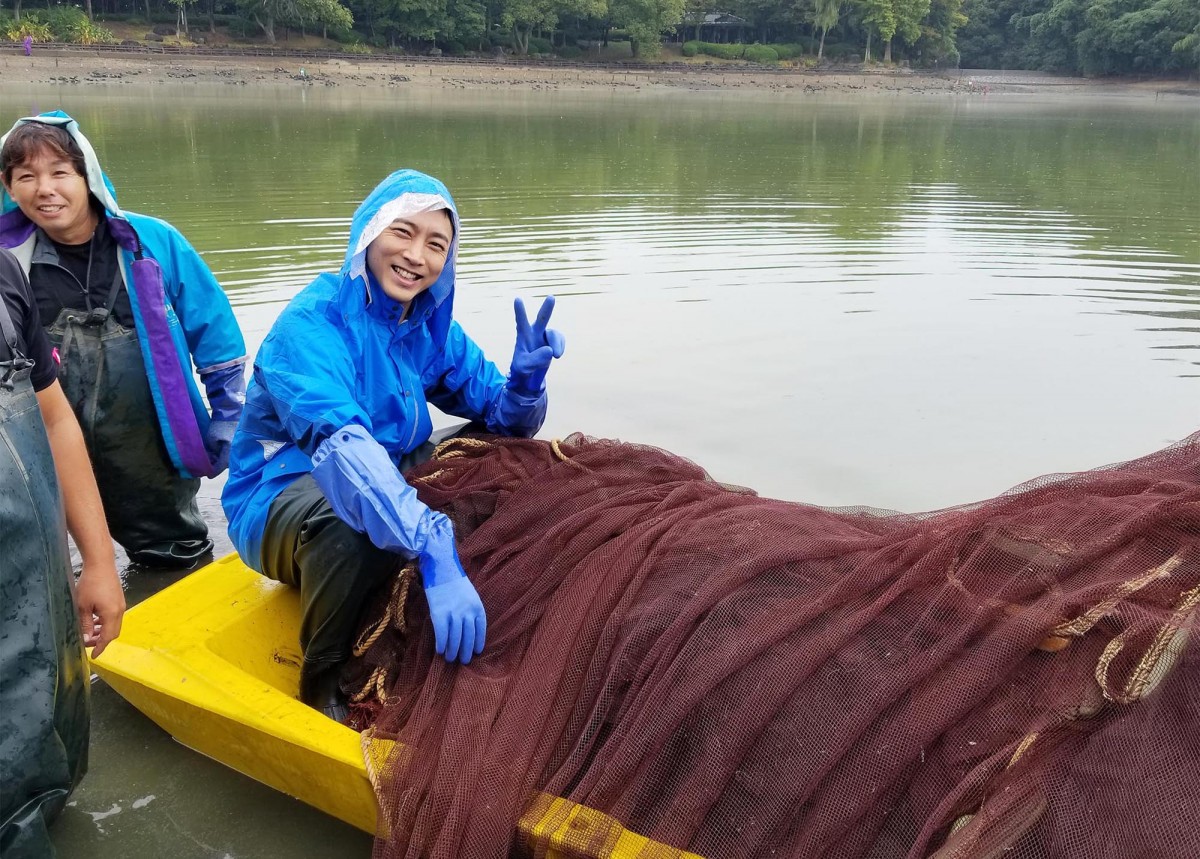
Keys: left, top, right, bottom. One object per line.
{"left": 0, "top": 301, "right": 89, "bottom": 859}
{"left": 45, "top": 282, "right": 207, "bottom": 559}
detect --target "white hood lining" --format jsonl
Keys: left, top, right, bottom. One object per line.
{"left": 348, "top": 192, "right": 455, "bottom": 285}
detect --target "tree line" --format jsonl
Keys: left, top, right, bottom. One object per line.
{"left": 3, "top": 0, "right": 1197, "bottom": 73}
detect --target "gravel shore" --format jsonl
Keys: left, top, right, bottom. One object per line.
{"left": 4, "top": 49, "right": 1195, "bottom": 98}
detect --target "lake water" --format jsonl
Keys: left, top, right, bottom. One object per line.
{"left": 0, "top": 81, "right": 1196, "bottom": 858}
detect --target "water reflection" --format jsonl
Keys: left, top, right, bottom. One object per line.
{"left": 5, "top": 83, "right": 1192, "bottom": 859}
{"left": 135, "top": 93, "right": 1197, "bottom": 512}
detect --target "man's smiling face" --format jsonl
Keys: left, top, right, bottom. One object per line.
{"left": 365, "top": 209, "right": 453, "bottom": 310}
{"left": 3, "top": 148, "right": 97, "bottom": 245}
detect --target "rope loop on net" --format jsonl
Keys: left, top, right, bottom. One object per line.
{"left": 349, "top": 564, "right": 417, "bottom": 705}
{"left": 1096, "top": 578, "right": 1200, "bottom": 704}
{"left": 413, "top": 436, "right": 497, "bottom": 486}
{"left": 352, "top": 563, "right": 416, "bottom": 657}
{"left": 350, "top": 665, "right": 386, "bottom": 704}
{"left": 433, "top": 435, "right": 493, "bottom": 461}
{"left": 550, "top": 437, "right": 590, "bottom": 471}
{"left": 1054, "top": 555, "right": 1181, "bottom": 639}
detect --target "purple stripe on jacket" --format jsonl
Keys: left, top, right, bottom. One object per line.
{"left": 129, "top": 257, "right": 215, "bottom": 478}
{"left": 0, "top": 209, "right": 35, "bottom": 247}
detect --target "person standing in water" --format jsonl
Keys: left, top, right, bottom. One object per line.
{"left": 0, "top": 246, "right": 125, "bottom": 857}
{"left": 0, "top": 111, "right": 247, "bottom": 568}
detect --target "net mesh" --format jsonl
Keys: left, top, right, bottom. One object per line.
{"left": 343, "top": 432, "right": 1200, "bottom": 859}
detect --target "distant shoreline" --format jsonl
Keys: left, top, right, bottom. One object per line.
{"left": 2, "top": 48, "right": 1197, "bottom": 98}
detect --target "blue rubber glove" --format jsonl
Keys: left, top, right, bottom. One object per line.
{"left": 205, "top": 420, "right": 236, "bottom": 474}
{"left": 311, "top": 425, "right": 487, "bottom": 664}
{"left": 200, "top": 363, "right": 246, "bottom": 475}
{"left": 310, "top": 424, "right": 435, "bottom": 556}
{"left": 419, "top": 517, "right": 487, "bottom": 665}
{"left": 508, "top": 296, "right": 566, "bottom": 395}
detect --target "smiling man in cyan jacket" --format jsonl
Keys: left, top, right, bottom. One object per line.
{"left": 1, "top": 111, "right": 247, "bottom": 568}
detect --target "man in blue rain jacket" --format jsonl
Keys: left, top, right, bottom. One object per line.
{"left": 223, "top": 170, "right": 565, "bottom": 720}
{"left": 0, "top": 112, "right": 247, "bottom": 567}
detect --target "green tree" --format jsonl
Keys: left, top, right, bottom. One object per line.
{"left": 609, "top": 0, "right": 685, "bottom": 54}
{"left": 169, "top": 0, "right": 196, "bottom": 36}
{"left": 1074, "top": 0, "right": 1200, "bottom": 73}
{"left": 680, "top": 0, "right": 707, "bottom": 41}
{"left": 811, "top": 0, "right": 841, "bottom": 59}
{"left": 446, "top": 0, "right": 488, "bottom": 45}
{"left": 894, "top": 0, "right": 931, "bottom": 53}
{"left": 957, "top": 0, "right": 1028, "bottom": 67}
{"left": 858, "top": 0, "right": 896, "bottom": 59}
{"left": 237, "top": 0, "right": 352, "bottom": 42}
{"left": 498, "top": 0, "right": 605, "bottom": 54}
{"left": 911, "top": 0, "right": 966, "bottom": 65}
{"left": 1175, "top": 19, "right": 1200, "bottom": 66}
{"left": 500, "top": 0, "right": 560, "bottom": 53}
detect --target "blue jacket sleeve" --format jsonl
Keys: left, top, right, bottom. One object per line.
{"left": 310, "top": 424, "right": 440, "bottom": 556}
{"left": 133, "top": 213, "right": 247, "bottom": 373}
{"left": 425, "top": 321, "right": 547, "bottom": 438}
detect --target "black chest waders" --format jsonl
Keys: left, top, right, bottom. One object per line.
{"left": 43, "top": 263, "right": 209, "bottom": 565}
{"left": 0, "top": 297, "right": 89, "bottom": 859}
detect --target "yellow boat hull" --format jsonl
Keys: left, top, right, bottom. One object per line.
{"left": 92, "top": 554, "right": 701, "bottom": 858}
{"left": 91, "top": 554, "right": 377, "bottom": 831}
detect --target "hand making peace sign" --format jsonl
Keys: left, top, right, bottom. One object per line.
{"left": 509, "top": 295, "right": 566, "bottom": 394}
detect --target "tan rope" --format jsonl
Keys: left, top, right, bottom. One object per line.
{"left": 1053, "top": 554, "right": 1181, "bottom": 638}
{"left": 349, "top": 565, "right": 415, "bottom": 703}
{"left": 1006, "top": 731, "right": 1040, "bottom": 769}
{"left": 410, "top": 468, "right": 445, "bottom": 486}
{"left": 1096, "top": 579, "right": 1200, "bottom": 704}
{"left": 353, "top": 564, "right": 415, "bottom": 657}
{"left": 432, "top": 436, "right": 493, "bottom": 461}
{"left": 391, "top": 565, "right": 413, "bottom": 635}
{"left": 350, "top": 665, "right": 386, "bottom": 704}
{"left": 374, "top": 664, "right": 390, "bottom": 702}
{"left": 550, "top": 437, "right": 590, "bottom": 471}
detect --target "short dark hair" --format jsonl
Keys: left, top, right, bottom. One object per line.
{"left": 1, "top": 122, "right": 87, "bottom": 185}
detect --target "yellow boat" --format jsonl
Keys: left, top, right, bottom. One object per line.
{"left": 91, "top": 553, "right": 701, "bottom": 858}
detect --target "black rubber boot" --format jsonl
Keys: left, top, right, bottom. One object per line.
{"left": 127, "top": 538, "right": 214, "bottom": 570}
{"left": 299, "top": 661, "right": 349, "bottom": 723}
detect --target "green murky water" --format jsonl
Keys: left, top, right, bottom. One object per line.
{"left": 0, "top": 81, "right": 1196, "bottom": 858}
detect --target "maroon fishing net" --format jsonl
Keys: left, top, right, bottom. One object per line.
{"left": 343, "top": 432, "right": 1200, "bottom": 859}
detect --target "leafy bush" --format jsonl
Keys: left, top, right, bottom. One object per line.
{"left": 42, "top": 6, "right": 88, "bottom": 40}
{"left": 772, "top": 43, "right": 804, "bottom": 60}
{"left": 34, "top": 5, "right": 112, "bottom": 43}
{"left": 527, "top": 36, "right": 552, "bottom": 54}
{"left": 704, "top": 42, "right": 745, "bottom": 60}
{"left": 491, "top": 32, "right": 517, "bottom": 51}
{"left": 440, "top": 38, "right": 466, "bottom": 56}
{"left": 743, "top": 44, "right": 779, "bottom": 63}
{"left": 342, "top": 41, "right": 372, "bottom": 54}
{"left": 822, "top": 42, "right": 859, "bottom": 62}
{"left": 6, "top": 15, "right": 53, "bottom": 42}
{"left": 681, "top": 41, "right": 810, "bottom": 64}
{"left": 75, "top": 19, "right": 115, "bottom": 43}
{"left": 556, "top": 44, "right": 582, "bottom": 59}
{"left": 326, "top": 22, "right": 357, "bottom": 43}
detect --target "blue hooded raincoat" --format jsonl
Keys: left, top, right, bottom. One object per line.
{"left": 0, "top": 111, "right": 246, "bottom": 479}
{"left": 223, "top": 170, "right": 547, "bottom": 570}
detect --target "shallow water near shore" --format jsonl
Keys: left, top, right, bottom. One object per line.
{"left": 0, "top": 79, "right": 1195, "bottom": 857}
